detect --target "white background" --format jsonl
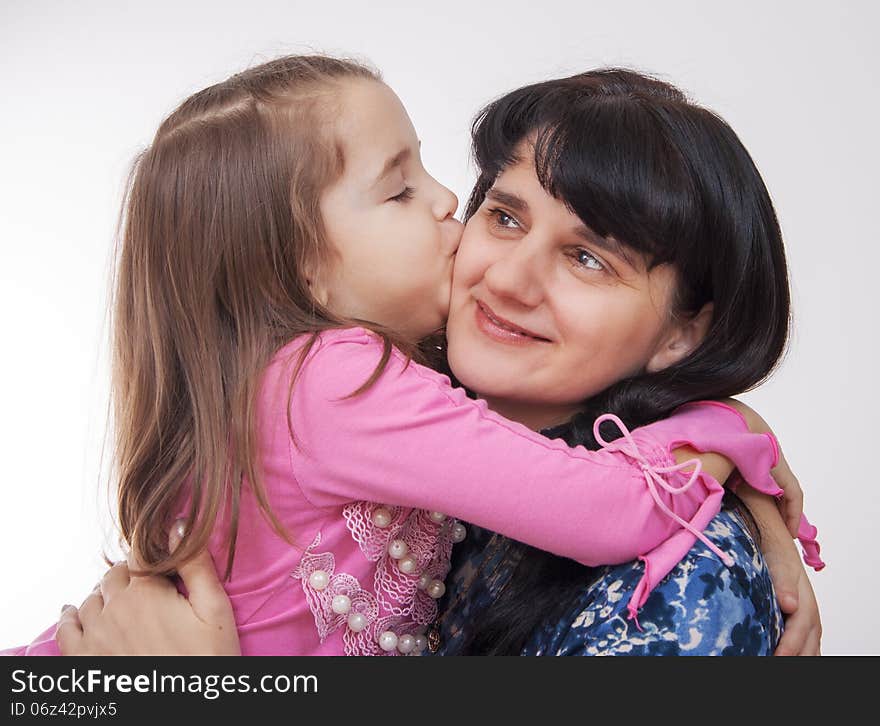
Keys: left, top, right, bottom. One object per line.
{"left": 1, "top": 0, "right": 877, "bottom": 655}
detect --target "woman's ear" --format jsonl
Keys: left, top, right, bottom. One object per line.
{"left": 646, "top": 302, "right": 714, "bottom": 373}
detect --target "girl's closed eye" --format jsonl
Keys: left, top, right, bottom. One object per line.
{"left": 388, "top": 186, "right": 415, "bottom": 203}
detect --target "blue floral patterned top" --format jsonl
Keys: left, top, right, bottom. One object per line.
{"left": 434, "top": 508, "right": 783, "bottom": 656}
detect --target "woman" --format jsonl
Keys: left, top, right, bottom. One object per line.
{"left": 56, "top": 68, "right": 821, "bottom": 655}
{"left": 431, "top": 68, "right": 822, "bottom": 655}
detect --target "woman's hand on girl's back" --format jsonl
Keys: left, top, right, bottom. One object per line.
{"left": 56, "top": 523, "right": 239, "bottom": 656}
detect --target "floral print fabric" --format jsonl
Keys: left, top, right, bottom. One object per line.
{"left": 435, "top": 509, "right": 783, "bottom": 656}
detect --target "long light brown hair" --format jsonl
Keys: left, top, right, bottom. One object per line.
{"left": 113, "top": 55, "right": 415, "bottom": 579}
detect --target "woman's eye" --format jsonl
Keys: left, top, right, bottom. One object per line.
{"left": 388, "top": 186, "right": 415, "bottom": 203}
{"left": 572, "top": 248, "right": 604, "bottom": 271}
{"left": 489, "top": 208, "right": 519, "bottom": 229}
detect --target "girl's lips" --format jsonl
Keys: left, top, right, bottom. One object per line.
{"left": 474, "top": 300, "right": 550, "bottom": 345}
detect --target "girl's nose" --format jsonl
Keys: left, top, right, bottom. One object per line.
{"left": 433, "top": 184, "right": 459, "bottom": 222}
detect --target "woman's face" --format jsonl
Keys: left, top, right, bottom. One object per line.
{"left": 318, "top": 80, "right": 462, "bottom": 340}
{"left": 446, "top": 149, "right": 688, "bottom": 431}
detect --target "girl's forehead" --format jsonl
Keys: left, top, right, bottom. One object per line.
{"left": 334, "top": 81, "right": 417, "bottom": 177}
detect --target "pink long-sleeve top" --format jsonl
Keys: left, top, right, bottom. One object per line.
{"left": 5, "top": 327, "right": 819, "bottom": 656}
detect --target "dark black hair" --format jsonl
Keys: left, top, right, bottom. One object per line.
{"left": 457, "top": 68, "right": 790, "bottom": 655}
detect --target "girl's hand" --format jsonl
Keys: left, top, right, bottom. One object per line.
{"left": 722, "top": 399, "right": 803, "bottom": 537}
{"left": 56, "top": 522, "right": 240, "bottom": 656}
{"left": 736, "top": 485, "right": 822, "bottom": 655}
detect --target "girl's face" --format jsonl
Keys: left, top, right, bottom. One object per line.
{"left": 318, "top": 80, "right": 462, "bottom": 340}
{"left": 446, "top": 150, "right": 704, "bottom": 431}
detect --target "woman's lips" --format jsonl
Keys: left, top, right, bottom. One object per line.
{"left": 474, "top": 300, "right": 550, "bottom": 345}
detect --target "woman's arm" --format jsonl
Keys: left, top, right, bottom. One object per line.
{"left": 736, "top": 485, "right": 822, "bottom": 655}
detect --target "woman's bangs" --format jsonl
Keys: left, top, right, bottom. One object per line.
{"left": 532, "top": 103, "right": 699, "bottom": 266}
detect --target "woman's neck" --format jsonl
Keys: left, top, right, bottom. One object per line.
{"left": 480, "top": 395, "right": 582, "bottom": 433}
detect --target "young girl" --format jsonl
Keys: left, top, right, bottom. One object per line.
{"left": 4, "top": 56, "right": 815, "bottom": 657}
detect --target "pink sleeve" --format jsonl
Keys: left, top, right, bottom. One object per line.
{"left": 0, "top": 624, "right": 61, "bottom": 656}
{"left": 667, "top": 401, "right": 825, "bottom": 571}
{"left": 285, "top": 329, "right": 777, "bottom": 570}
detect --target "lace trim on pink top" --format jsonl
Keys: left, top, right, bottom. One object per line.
{"left": 344, "top": 503, "right": 455, "bottom": 623}
{"left": 293, "top": 505, "right": 457, "bottom": 656}
{"left": 291, "top": 533, "right": 382, "bottom": 655}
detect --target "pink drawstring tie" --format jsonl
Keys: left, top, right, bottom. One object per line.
{"left": 593, "top": 410, "right": 825, "bottom": 631}
{"left": 594, "top": 413, "right": 735, "bottom": 569}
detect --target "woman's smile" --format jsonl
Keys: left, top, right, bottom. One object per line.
{"left": 474, "top": 299, "right": 552, "bottom": 345}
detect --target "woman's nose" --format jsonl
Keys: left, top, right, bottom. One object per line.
{"left": 483, "top": 239, "right": 544, "bottom": 307}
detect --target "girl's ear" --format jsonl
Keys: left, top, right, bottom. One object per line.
{"left": 646, "top": 302, "right": 714, "bottom": 373}
{"left": 304, "top": 255, "right": 332, "bottom": 308}
{"left": 307, "top": 276, "right": 330, "bottom": 307}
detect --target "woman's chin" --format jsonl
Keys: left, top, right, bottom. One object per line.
{"left": 447, "top": 355, "right": 516, "bottom": 400}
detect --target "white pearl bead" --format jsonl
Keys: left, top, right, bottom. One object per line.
{"left": 451, "top": 523, "right": 467, "bottom": 543}
{"left": 427, "top": 579, "right": 446, "bottom": 599}
{"left": 331, "top": 594, "right": 352, "bottom": 615}
{"left": 397, "top": 555, "right": 418, "bottom": 574}
{"left": 378, "top": 631, "right": 398, "bottom": 652}
{"left": 428, "top": 511, "right": 447, "bottom": 524}
{"left": 387, "top": 539, "right": 409, "bottom": 560}
{"left": 308, "top": 570, "right": 330, "bottom": 591}
{"left": 347, "top": 612, "right": 367, "bottom": 632}
{"left": 371, "top": 507, "right": 393, "bottom": 528}
{"left": 413, "top": 634, "right": 428, "bottom": 653}
{"left": 417, "top": 573, "right": 431, "bottom": 591}
{"left": 397, "top": 634, "right": 416, "bottom": 654}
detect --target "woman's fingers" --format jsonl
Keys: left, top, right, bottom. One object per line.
{"left": 776, "top": 621, "right": 821, "bottom": 656}
{"left": 773, "top": 569, "right": 822, "bottom": 656}
{"left": 55, "top": 605, "right": 84, "bottom": 654}
{"left": 775, "top": 614, "right": 807, "bottom": 655}
{"left": 770, "top": 449, "right": 804, "bottom": 538}
{"left": 175, "top": 549, "right": 232, "bottom": 625}
{"left": 167, "top": 519, "right": 232, "bottom": 625}
{"left": 781, "top": 484, "right": 803, "bottom": 539}
{"left": 76, "top": 588, "right": 105, "bottom": 629}
{"left": 99, "top": 562, "right": 131, "bottom": 605}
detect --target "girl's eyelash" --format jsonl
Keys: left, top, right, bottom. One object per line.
{"left": 389, "top": 186, "right": 415, "bottom": 202}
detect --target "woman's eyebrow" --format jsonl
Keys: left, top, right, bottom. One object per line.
{"left": 573, "top": 224, "right": 638, "bottom": 269}
{"left": 371, "top": 148, "right": 411, "bottom": 188}
{"left": 485, "top": 188, "right": 528, "bottom": 213}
